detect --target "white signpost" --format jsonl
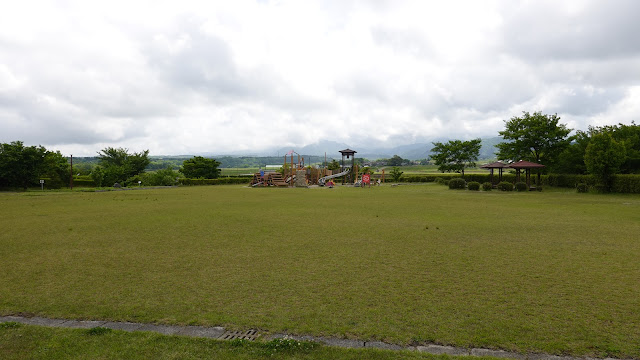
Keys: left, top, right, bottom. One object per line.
{"left": 40, "top": 179, "right": 44, "bottom": 190}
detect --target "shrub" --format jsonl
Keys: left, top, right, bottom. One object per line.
{"left": 443, "top": 180, "right": 450, "bottom": 186}
{"left": 515, "top": 182, "right": 528, "bottom": 192}
{"left": 611, "top": 174, "right": 640, "bottom": 194}
{"left": 467, "top": 181, "right": 480, "bottom": 191}
{"left": 0, "top": 322, "right": 20, "bottom": 329}
{"left": 390, "top": 167, "right": 404, "bottom": 182}
{"left": 449, "top": 178, "right": 466, "bottom": 189}
{"left": 576, "top": 183, "right": 589, "bottom": 193}
{"left": 497, "top": 181, "right": 514, "bottom": 191}
{"left": 482, "top": 182, "right": 493, "bottom": 191}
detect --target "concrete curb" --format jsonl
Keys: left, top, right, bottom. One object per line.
{"left": 0, "top": 316, "right": 630, "bottom": 360}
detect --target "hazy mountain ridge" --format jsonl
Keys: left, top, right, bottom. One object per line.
{"left": 185, "top": 137, "right": 502, "bottom": 161}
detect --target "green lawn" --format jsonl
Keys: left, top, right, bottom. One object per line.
{"left": 1, "top": 185, "right": 639, "bottom": 358}
{"left": 0, "top": 323, "right": 444, "bottom": 359}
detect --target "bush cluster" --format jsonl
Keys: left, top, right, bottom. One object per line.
{"left": 449, "top": 178, "right": 466, "bottom": 189}
{"left": 467, "top": 181, "right": 480, "bottom": 191}
{"left": 482, "top": 182, "right": 493, "bottom": 191}
{"left": 497, "top": 181, "right": 514, "bottom": 191}
{"left": 515, "top": 182, "right": 528, "bottom": 192}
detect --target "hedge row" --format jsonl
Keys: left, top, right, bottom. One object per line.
{"left": 178, "top": 177, "right": 251, "bottom": 186}
{"left": 397, "top": 173, "right": 640, "bottom": 193}
{"left": 399, "top": 173, "right": 517, "bottom": 184}
{"left": 72, "top": 179, "right": 96, "bottom": 187}
{"left": 611, "top": 175, "right": 640, "bottom": 193}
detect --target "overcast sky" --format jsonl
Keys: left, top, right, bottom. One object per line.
{"left": 1, "top": 0, "right": 639, "bottom": 156}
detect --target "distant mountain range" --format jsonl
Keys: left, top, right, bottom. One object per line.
{"left": 196, "top": 137, "right": 503, "bottom": 161}
{"left": 270, "top": 137, "right": 502, "bottom": 160}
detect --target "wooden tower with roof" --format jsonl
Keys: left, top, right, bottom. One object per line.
{"left": 339, "top": 149, "right": 357, "bottom": 184}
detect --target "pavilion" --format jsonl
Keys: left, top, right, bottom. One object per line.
{"left": 508, "top": 160, "right": 545, "bottom": 190}
{"left": 479, "top": 161, "right": 509, "bottom": 185}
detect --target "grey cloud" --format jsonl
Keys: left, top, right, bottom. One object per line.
{"left": 502, "top": 0, "right": 640, "bottom": 61}
{"left": 547, "top": 86, "right": 625, "bottom": 116}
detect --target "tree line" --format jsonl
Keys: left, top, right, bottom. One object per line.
{"left": 429, "top": 111, "right": 639, "bottom": 191}
{"left": 0, "top": 144, "right": 222, "bottom": 189}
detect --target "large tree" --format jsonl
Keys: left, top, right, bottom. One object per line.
{"left": 97, "top": 147, "right": 150, "bottom": 185}
{"left": 0, "top": 141, "right": 70, "bottom": 189}
{"left": 430, "top": 138, "right": 481, "bottom": 177}
{"left": 584, "top": 132, "right": 626, "bottom": 192}
{"left": 496, "top": 111, "right": 573, "bottom": 168}
{"left": 180, "top": 156, "right": 221, "bottom": 179}
{"left": 387, "top": 155, "right": 405, "bottom": 167}
{"left": 552, "top": 122, "right": 640, "bottom": 174}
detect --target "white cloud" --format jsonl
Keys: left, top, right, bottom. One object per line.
{"left": 0, "top": 0, "right": 638, "bottom": 156}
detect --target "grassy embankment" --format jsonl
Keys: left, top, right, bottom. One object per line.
{"left": 1, "top": 185, "right": 639, "bottom": 358}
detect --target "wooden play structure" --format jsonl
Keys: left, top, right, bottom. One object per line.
{"left": 250, "top": 148, "right": 370, "bottom": 187}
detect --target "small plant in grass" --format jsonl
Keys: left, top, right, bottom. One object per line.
{"left": 0, "top": 322, "right": 21, "bottom": 329}
{"left": 482, "top": 182, "right": 493, "bottom": 191}
{"left": 85, "top": 327, "right": 112, "bottom": 336}
{"left": 448, "top": 178, "right": 466, "bottom": 189}
{"left": 576, "top": 183, "right": 589, "bottom": 193}
{"left": 467, "top": 181, "right": 480, "bottom": 191}
{"left": 262, "top": 337, "right": 318, "bottom": 354}
{"left": 443, "top": 179, "right": 450, "bottom": 186}
{"left": 497, "top": 181, "right": 514, "bottom": 191}
{"left": 230, "top": 338, "right": 250, "bottom": 347}
{"left": 515, "top": 182, "right": 528, "bottom": 192}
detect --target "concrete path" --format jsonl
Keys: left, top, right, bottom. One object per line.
{"left": 0, "top": 315, "right": 622, "bottom": 360}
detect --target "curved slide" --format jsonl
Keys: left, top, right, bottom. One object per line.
{"left": 318, "top": 167, "right": 351, "bottom": 186}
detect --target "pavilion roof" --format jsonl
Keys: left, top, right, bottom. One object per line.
{"left": 480, "top": 161, "right": 509, "bottom": 169}
{"left": 508, "top": 160, "right": 545, "bottom": 168}
{"left": 339, "top": 149, "right": 357, "bottom": 154}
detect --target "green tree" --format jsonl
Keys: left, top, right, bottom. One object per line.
{"left": 42, "top": 150, "right": 70, "bottom": 188}
{"left": 390, "top": 166, "right": 403, "bottom": 182}
{"left": 584, "top": 132, "right": 626, "bottom": 192}
{"left": 90, "top": 166, "right": 104, "bottom": 187}
{"left": 388, "top": 155, "right": 404, "bottom": 167}
{"left": 553, "top": 122, "right": 640, "bottom": 174}
{"left": 496, "top": 111, "right": 573, "bottom": 169}
{"left": 430, "top": 139, "right": 482, "bottom": 177}
{"left": 97, "top": 147, "right": 150, "bottom": 185}
{"left": 0, "top": 141, "right": 70, "bottom": 189}
{"left": 180, "top": 156, "right": 221, "bottom": 179}
{"left": 600, "top": 122, "right": 640, "bottom": 174}
{"left": 327, "top": 159, "right": 340, "bottom": 171}
{"left": 0, "top": 141, "right": 45, "bottom": 189}
{"left": 552, "top": 130, "right": 591, "bottom": 174}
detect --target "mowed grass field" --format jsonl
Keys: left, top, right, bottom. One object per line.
{"left": 1, "top": 184, "right": 639, "bottom": 358}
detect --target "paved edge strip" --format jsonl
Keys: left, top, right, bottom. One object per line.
{"left": 0, "top": 316, "right": 629, "bottom": 360}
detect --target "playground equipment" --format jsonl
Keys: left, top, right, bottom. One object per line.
{"left": 250, "top": 148, "right": 364, "bottom": 187}
{"left": 318, "top": 167, "right": 351, "bottom": 186}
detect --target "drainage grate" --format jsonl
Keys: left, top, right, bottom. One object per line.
{"left": 218, "top": 329, "right": 260, "bottom": 341}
